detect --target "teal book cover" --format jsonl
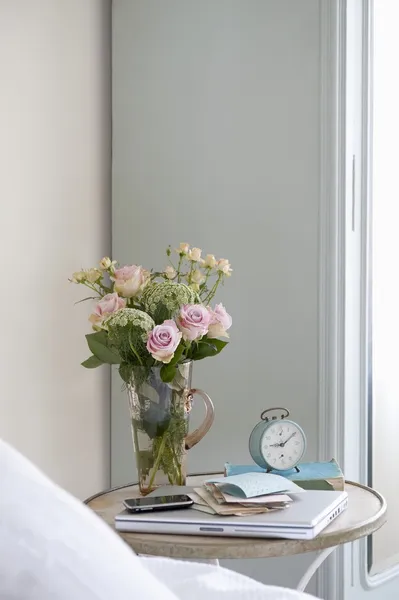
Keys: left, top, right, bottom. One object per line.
{"left": 224, "top": 459, "right": 344, "bottom": 491}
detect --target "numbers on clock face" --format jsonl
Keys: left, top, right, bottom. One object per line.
{"left": 260, "top": 422, "right": 305, "bottom": 470}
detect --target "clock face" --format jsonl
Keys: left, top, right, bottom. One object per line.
{"left": 260, "top": 420, "right": 306, "bottom": 471}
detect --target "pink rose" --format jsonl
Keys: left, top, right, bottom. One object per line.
{"left": 147, "top": 320, "right": 182, "bottom": 364}
{"left": 207, "top": 303, "right": 232, "bottom": 338}
{"left": 112, "top": 265, "right": 149, "bottom": 298}
{"left": 177, "top": 304, "right": 211, "bottom": 341}
{"left": 89, "top": 293, "right": 126, "bottom": 329}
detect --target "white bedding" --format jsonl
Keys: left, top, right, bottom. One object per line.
{"left": 142, "top": 557, "right": 317, "bottom": 600}
{"left": 0, "top": 438, "right": 317, "bottom": 600}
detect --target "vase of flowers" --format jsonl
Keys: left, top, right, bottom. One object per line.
{"left": 127, "top": 361, "right": 215, "bottom": 493}
{"left": 71, "top": 243, "right": 232, "bottom": 494}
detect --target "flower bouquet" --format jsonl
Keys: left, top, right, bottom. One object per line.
{"left": 71, "top": 244, "right": 232, "bottom": 494}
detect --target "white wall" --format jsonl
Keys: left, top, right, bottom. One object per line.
{"left": 0, "top": 0, "right": 111, "bottom": 500}
{"left": 371, "top": 0, "right": 399, "bottom": 574}
{"left": 112, "top": 0, "right": 320, "bottom": 592}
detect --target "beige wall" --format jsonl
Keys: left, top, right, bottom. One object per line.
{"left": 0, "top": 0, "right": 111, "bottom": 500}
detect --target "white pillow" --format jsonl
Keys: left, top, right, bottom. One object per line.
{"left": 142, "top": 557, "right": 318, "bottom": 600}
{"left": 0, "top": 438, "right": 177, "bottom": 600}
{"left": 0, "top": 439, "right": 317, "bottom": 600}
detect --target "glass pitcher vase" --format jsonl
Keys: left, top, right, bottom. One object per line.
{"left": 127, "top": 361, "right": 214, "bottom": 495}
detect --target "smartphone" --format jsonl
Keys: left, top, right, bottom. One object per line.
{"left": 123, "top": 494, "right": 194, "bottom": 513}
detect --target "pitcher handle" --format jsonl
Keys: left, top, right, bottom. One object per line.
{"left": 185, "top": 389, "right": 215, "bottom": 450}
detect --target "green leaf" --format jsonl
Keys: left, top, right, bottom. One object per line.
{"left": 81, "top": 355, "right": 104, "bottom": 369}
{"left": 74, "top": 296, "right": 98, "bottom": 305}
{"left": 169, "top": 342, "right": 185, "bottom": 366}
{"left": 191, "top": 338, "right": 228, "bottom": 361}
{"left": 86, "top": 331, "right": 121, "bottom": 364}
{"left": 119, "top": 362, "right": 133, "bottom": 384}
{"left": 204, "top": 337, "right": 228, "bottom": 353}
{"left": 141, "top": 403, "right": 171, "bottom": 438}
{"left": 87, "top": 329, "right": 108, "bottom": 345}
{"left": 190, "top": 341, "right": 217, "bottom": 361}
{"left": 160, "top": 363, "right": 176, "bottom": 383}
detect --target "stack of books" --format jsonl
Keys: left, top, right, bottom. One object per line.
{"left": 189, "top": 472, "right": 305, "bottom": 516}
{"left": 224, "top": 459, "right": 344, "bottom": 491}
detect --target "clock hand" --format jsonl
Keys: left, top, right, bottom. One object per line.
{"left": 282, "top": 432, "right": 297, "bottom": 447}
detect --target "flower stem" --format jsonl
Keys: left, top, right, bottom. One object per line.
{"left": 188, "top": 260, "right": 195, "bottom": 283}
{"left": 204, "top": 272, "right": 223, "bottom": 304}
{"left": 167, "top": 258, "right": 177, "bottom": 270}
{"left": 171, "top": 446, "right": 184, "bottom": 484}
{"left": 132, "top": 420, "right": 141, "bottom": 467}
{"left": 147, "top": 432, "right": 168, "bottom": 491}
{"left": 200, "top": 268, "right": 212, "bottom": 301}
{"left": 82, "top": 281, "right": 102, "bottom": 296}
{"left": 128, "top": 330, "right": 143, "bottom": 365}
{"left": 177, "top": 255, "right": 183, "bottom": 283}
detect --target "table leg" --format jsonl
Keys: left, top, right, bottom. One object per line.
{"left": 296, "top": 546, "right": 336, "bottom": 592}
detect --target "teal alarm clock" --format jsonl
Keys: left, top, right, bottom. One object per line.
{"left": 249, "top": 407, "right": 306, "bottom": 472}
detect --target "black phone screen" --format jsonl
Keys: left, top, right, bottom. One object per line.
{"left": 124, "top": 494, "right": 192, "bottom": 509}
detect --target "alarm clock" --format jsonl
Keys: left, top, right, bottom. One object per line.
{"left": 249, "top": 407, "right": 306, "bottom": 472}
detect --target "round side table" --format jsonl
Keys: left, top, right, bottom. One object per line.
{"left": 85, "top": 474, "right": 387, "bottom": 592}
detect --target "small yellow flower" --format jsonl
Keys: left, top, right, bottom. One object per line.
{"left": 189, "top": 283, "right": 200, "bottom": 292}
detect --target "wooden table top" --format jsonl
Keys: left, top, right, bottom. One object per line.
{"left": 85, "top": 475, "right": 387, "bottom": 560}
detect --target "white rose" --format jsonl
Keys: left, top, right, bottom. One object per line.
{"left": 72, "top": 271, "right": 86, "bottom": 283}
{"left": 217, "top": 258, "right": 232, "bottom": 276}
{"left": 204, "top": 254, "right": 217, "bottom": 268}
{"left": 222, "top": 265, "right": 232, "bottom": 276}
{"left": 164, "top": 266, "right": 177, "bottom": 280}
{"left": 99, "top": 257, "right": 112, "bottom": 270}
{"left": 217, "top": 258, "right": 229, "bottom": 269}
{"left": 191, "top": 269, "right": 205, "bottom": 285}
{"left": 86, "top": 268, "right": 102, "bottom": 284}
{"left": 188, "top": 247, "right": 202, "bottom": 262}
{"left": 178, "top": 242, "right": 190, "bottom": 254}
